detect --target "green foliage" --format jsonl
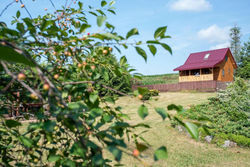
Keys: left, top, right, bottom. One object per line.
{"left": 133, "top": 73, "right": 179, "bottom": 85}
{"left": 0, "top": 0, "right": 200, "bottom": 166}
{"left": 236, "top": 39, "right": 250, "bottom": 79}
{"left": 182, "top": 78, "right": 250, "bottom": 145}
{"left": 230, "top": 25, "right": 241, "bottom": 63}
{"left": 213, "top": 133, "right": 250, "bottom": 147}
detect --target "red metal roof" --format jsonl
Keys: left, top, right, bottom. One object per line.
{"left": 173, "top": 48, "right": 236, "bottom": 71}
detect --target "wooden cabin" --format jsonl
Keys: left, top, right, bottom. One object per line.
{"left": 174, "top": 48, "right": 237, "bottom": 82}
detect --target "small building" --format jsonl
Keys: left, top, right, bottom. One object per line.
{"left": 174, "top": 48, "right": 237, "bottom": 82}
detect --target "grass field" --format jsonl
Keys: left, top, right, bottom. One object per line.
{"left": 109, "top": 92, "right": 250, "bottom": 167}
{"left": 136, "top": 73, "right": 179, "bottom": 85}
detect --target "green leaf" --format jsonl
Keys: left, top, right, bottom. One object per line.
{"left": 0, "top": 45, "right": 35, "bottom": 66}
{"left": 107, "top": 146, "right": 122, "bottom": 161}
{"left": 135, "top": 47, "right": 147, "bottom": 62}
{"left": 136, "top": 143, "right": 149, "bottom": 152}
{"left": 43, "top": 120, "right": 56, "bottom": 133}
{"left": 109, "top": 0, "right": 116, "bottom": 6}
{"left": 19, "top": 136, "right": 33, "bottom": 148}
{"left": 146, "top": 40, "right": 160, "bottom": 44}
{"left": 155, "top": 108, "right": 168, "bottom": 120}
{"left": 17, "top": 23, "right": 25, "bottom": 34}
{"left": 5, "top": 120, "right": 21, "bottom": 128}
{"left": 89, "top": 94, "right": 98, "bottom": 104}
{"left": 126, "top": 28, "right": 139, "bottom": 39}
{"left": 137, "top": 105, "right": 148, "bottom": 120}
{"left": 167, "top": 104, "right": 185, "bottom": 114}
{"left": 90, "top": 108, "right": 103, "bottom": 117}
{"left": 97, "top": 15, "right": 107, "bottom": 27}
{"left": 16, "top": 10, "right": 20, "bottom": 18}
{"left": 80, "top": 24, "right": 91, "bottom": 33}
{"left": 160, "top": 43, "right": 172, "bottom": 55}
{"left": 148, "top": 45, "right": 157, "bottom": 56}
{"left": 154, "top": 26, "right": 167, "bottom": 39}
{"left": 120, "top": 56, "right": 127, "bottom": 66}
{"left": 48, "top": 154, "right": 60, "bottom": 162}
{"left": 184, "top": 122, "right": 199, "bottom": 140}
{"left": 102, "top": 33, "right": 120, "bottom": 40}
{"left": 101, "top": 1, "right": 107, "bottom": 7}
{"left": 154, "top": 146, "right": 168, "bottom": 161}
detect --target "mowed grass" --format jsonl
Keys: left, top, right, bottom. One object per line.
{"left": 110, "top": 92, "right": 250, "bottom": 167}
{"left": 136, "top": 73, "right": 179, "bottom": 85}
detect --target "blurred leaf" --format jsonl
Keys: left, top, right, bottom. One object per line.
{"left": 137, "top": 105, "right": 148, "bottom": 119}
{"left": 19, "top": 136, "right": 33, "bottom": 148}
{"left": 101, "top": 1, "right": 107, "bottom": 7}
{"left": 0, "top": 44, "right": 35, "bottom": 66}
{"left": 48, "top": 154, "right": 60, "bottom": 162}
{"left": 90, "top": 108, "right": 103, "bottom": 117}
{"left": 167, "top": 104, "right": 185, "bottom": 114}
{"left": 184, "top": 122, "right": 199, "bottom": 140}
{"left": 136, "top": 143, "right": 149, "bottom": 152}
{"left": 16, "top": 10, "right": 20, "bottom": 18}
{"left": 154, "top": 146, "right": 168, "bottom": 161}
{"left": 89, "top": 94, "right": 98, "bottom": 103}
{"left": 43, "top": 120, "right": 56, "bottom": 133}
{"left": 5, "top": 120, "right": 21, "bottom": 128}
{"left": 126, "top": 28, "right": 139, "bottom": 39}
{"left": 120, "top": 56, "right": 127, "bottom": 66}
{"left": 135, "top": 47, "right": 147, "bottom": 62}
{"left": 97, "top": 15, "right": 107, "bottom": 27}
{"left": 107, "top": 146, "right": 122, "bottom": 161}
{"left": 155, "top": 108, "right": 168, "bottom": 120}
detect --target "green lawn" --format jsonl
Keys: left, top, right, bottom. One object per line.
{"left": 135, "top": 73, "right": 179, "bottom": 85}
{"left": 110, "top": 92, "right": 250, "bottom": 167}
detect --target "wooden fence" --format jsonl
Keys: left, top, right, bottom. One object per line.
{"left": 132, "top": 81, "right": 231, "bottom": 92}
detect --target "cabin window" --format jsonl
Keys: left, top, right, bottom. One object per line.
{"left": 204, "top": 53, "right": 210, "bottom": 60}
{"left": 191, "top": 69, "right": 200, "bottom": 76}
{"left": 222, "top": 69, "right": 225, "bottom": 77}
{"left": 225, "top": 56, "right": 228, "bottom": 62}
{"left": 228, "top": 68, "right": 230, "bottom": 74}
{"left": 201, "top": 68, "right": 212, "bottom": 74}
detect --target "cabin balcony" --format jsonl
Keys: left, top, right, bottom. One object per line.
{"left": 179, "top": 74, "right": 213, "bottom": 82}
{"left": 179, "top": 68, "right": 214, "bottom": 82}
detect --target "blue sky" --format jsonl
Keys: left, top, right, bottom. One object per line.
{"left": 1, "top": 0, "right": 250, "bottom": 75}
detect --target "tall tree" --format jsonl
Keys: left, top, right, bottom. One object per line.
{"left": 236, "top": 38, "right": 250, "bottom": 79}
{"left": 230, "top": 25, "right": 241, "bottom": 63}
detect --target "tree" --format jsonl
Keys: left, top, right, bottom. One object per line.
{"left": 0, "top": 1, "right": 205, "bottom": 166}
{"left": 236, "top": 39, "right": 250, "bottom": 79}
{"left": 230, "top": 25, "right": 241, "bottom": 64}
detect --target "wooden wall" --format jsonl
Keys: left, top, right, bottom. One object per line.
{"left": 215, "top": 51, "right": 235, "bottom": 82}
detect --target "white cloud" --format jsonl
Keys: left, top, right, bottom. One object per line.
{"left": 197, "top": 25, "right": 230, "bottom": 43}
{"left": 169, "top": 0, "right": 212, "bottom": 12}
{"left": 210, "top": 42, "right": 230, "bottom": 50}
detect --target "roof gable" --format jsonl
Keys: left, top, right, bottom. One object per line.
{"left": 174, "top": 48, "right": 236, "bottom": 71}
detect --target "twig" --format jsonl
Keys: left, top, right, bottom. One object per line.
{"left": 62, "top": 81, "right": 94, "bottom": 85}
{"left": 20, "top": 0, "right": 33, "bottom": 19}
{"left": 1, "top": 78, "right": 15, "bottom": 92}
{"left": 0, "top": 0, "right": 15, "bottom": 17}
{"left": 101, "top": 84, "right": 129, "bottom": 96}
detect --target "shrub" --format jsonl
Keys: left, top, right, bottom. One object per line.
{"left": 181, "top": 78, "right": 250, "bottom": 146}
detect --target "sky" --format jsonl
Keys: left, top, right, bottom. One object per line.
{"left": 0, "top": 0, "right": 250, "bottom": 75}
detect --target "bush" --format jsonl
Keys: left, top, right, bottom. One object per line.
{"left": 142, "top": 89, "right": 159, "bottom": 100}
{"left": 212, "top": 133, "right": 250, "bottom": 147}
{"left": 181, "top": 78, "right": 250, "bottom": 146}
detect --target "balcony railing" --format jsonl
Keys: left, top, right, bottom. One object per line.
{"left": 179, "top": 74, "right": 213, "bottom": 82}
